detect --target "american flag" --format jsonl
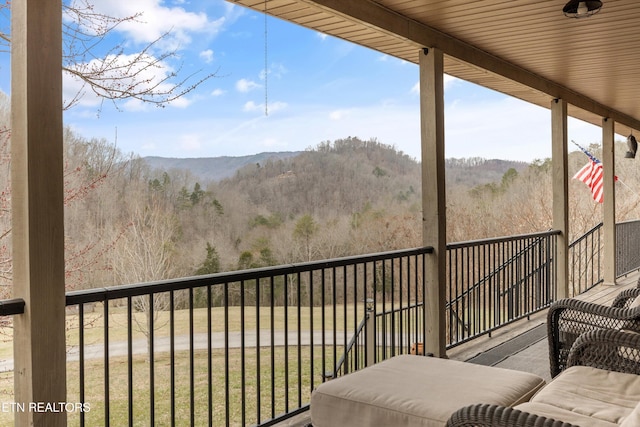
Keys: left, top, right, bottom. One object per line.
{"left": 572, "top": 143, "right": 616, "bottom": 204}
{"left": 573, "top": 159, "right": 604, "bottom": 203}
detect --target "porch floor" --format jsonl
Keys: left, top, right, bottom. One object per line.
{"left": 276, "top": 271, "right": 640, "bottom": 427}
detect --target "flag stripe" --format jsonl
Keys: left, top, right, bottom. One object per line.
{"left": 573, "top": 160, "right": 604, "bottom": 203}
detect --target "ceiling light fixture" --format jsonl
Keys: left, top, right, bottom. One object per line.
{"left": 563, "top": 0, "right": 602, "bottom": 18}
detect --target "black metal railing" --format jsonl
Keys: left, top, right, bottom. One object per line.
{"left": 0, "top": 221, "right": 636, "bottom": 426}
{"left": 333, "top": 230, "right": 568, "bottom": 358}
{"left": 445, "top": 230, "right": 559, "bottom": 347}
{"left": 616, "top": 219, "right": 640, "bottom": 277}
{"left": 0, "top": 298, "right": 25, "bottom": 316}
{"left": 566, "top": 220, "right": 640, "bottom": 297}
{"left": 61, "top": 247, "right": 432, "bottom": 427}
{"left": 331, "top": 309, "right": 368, "bottom": 378}
{"left": 568, "top": 222, "right": 603, "bottom": 296}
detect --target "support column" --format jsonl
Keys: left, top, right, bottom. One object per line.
{"left": 602, "top": 118, "right": 616, "bottom": 285}
{"left": 551, "top": 99, "right": 569, "bottom": 299}
{"left": 12, "top": 0, "right": 66, "bottom": 426}
{"left": 419, "top": 47, "right": 446, "bottom": 358}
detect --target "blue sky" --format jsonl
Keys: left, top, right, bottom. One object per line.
{"left": 2, "top": 0, "right": 609, "bottom": 162}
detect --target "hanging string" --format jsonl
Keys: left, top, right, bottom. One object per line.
{"left": 264, "top": 0, "right": 269, "bottom": 116}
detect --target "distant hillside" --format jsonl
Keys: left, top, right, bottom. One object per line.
{"left": 143, "top": 151, "right": 529, "bottom": 187}
{"left": 446, "top": 157, "right": 530, "bottom": 188}
{"left": 143, "top": 151, "right": 302, "bottom": 182}
{"left": 218, "top": 138, "right": 423, "bottom": 217}
{"left": 144, "top": 151, "right": 529, "bottom": 189}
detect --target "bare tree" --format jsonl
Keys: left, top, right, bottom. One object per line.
{"left": 111, "top": 200, "right": 182, "bottom": 358}
{"left": 0, "top": 0, "right": 216, "bottom": 111}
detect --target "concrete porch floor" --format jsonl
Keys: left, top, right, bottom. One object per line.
{"left": 277, "top": 271, "right": 640, "bottom": 426}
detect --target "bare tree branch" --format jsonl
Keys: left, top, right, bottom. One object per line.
{"left": 0, "top": 0, "right": 217, "bottom": 110}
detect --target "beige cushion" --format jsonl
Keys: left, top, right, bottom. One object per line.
{"left": 310, "top": 355, "right": 545, "bottom": 427}
{"left": 620, "top": 401, "right": 640, "bottom": 427}
{"left": 515, "top": 366, "right": 640, "bottom": 426}
{"left": 628, "top": 295, "right": 640, "bottom": 309}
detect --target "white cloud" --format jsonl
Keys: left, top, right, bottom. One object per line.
{"left": 236, "top": 78, "right": 261, "bottom": 93}
{"left": 67, "top": 0, "right": 226, "bottom": 49}
{"left": 243, "top": 100, "right": 287, "bottom": 114}
{"left": 178, "top": 134, "right": 203, "bottom": 151}
{"left": 165, "top": 95, "right": 192, "bottom": 109}
{"left": 63, "top": 52, "right": 189, "bottom": 111}
{"left": 444, "top": 75, "right": 459, "bottom": 90}
{"left": 260, "top": 63, "right": 287, "bottom": 81}
{"left": 243, "top": 101, "right": 260, "bottom": 112}
{"left": 122, "top": 99, "right": 148, "bottom": 112}
{"left": 211, "top": 88, "right": 226, "bottom": 97}
{"left": 63, "top": 75, "right": 100, "bottom": 109}
{"left": 329, "top": 109, "right": 351, "bottom": 120}
{"left": 119, "top": 92, "right": 191, "bottom": 112}
{"left": 199, "top": 49, "right": 214, "bottom": 63}
{"left": 267, "top": 101, "right": 288, "bottom": 113}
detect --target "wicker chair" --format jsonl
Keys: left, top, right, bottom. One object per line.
{"left": 548, "top": 286, "right": 640, "bottom": 378}
{"left": 446, "top": 329, "right": 640, "bottom": 427}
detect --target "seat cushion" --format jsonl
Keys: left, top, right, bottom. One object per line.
{"left": 621, "top": 401, "right": 640, "bottom": 427}
{"left": 628, "top": 295, "right": 640, "bottom": 309}
{"left": 515, "top": 366, "right": 640, "bottom": 426}
{"left": 310, "top": 355, "right": 546, "bottom": 427}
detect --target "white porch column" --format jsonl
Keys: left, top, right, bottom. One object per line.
{"left": 12, "top": 0, "right": 66, "bottom": 426}
{"left": 419, "top": 47, "right": 447, "bottom": 357}
{"left": 551, "top": 99, "right": 569, "bottom": 299}
{"left": 602, "top": 118, "right": 616, "bottom": 285}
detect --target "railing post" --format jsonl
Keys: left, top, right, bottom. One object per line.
{"left": 365, "top": 299, "right": 375, "bottom": 367}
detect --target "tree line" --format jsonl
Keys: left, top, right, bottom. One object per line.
{"left": 0, "top": 94, "right": 638, "bottom": 299}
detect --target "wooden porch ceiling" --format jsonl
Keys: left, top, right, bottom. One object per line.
{"left": 230, "top": 0, "right": 640, "bottom": 137}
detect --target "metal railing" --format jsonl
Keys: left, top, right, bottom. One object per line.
{"left": 616, "top": 219, "right": 640, "bottom": 277}
{"left": 446, "top": 230, "right": 559, "bottom": 347}
{"left": 330, "top": 311, "right": 368, "bottom": 378}
{"left": 0, "top": 298, "right": 25, "bottom": 316}
{"left": 565, "top": 219, "right": 640, "bottom": 297}
{"left": 0, "top": 221, "right": 636, "bottom": 426}
{"left": 62, "top": 246, "right": 432, "bottom": 427}
{"left": 568, "top": 222, "right": 603, "bottom": 296}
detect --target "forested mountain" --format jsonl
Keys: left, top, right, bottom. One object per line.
{"left": 445, "top": 158, "right": 529, "bottom": 188}
{"left": 1, "top": 124, "right": 639, "bottom": 296}
{"left": 219, "top": 138, "right": 422, "bottom": 218}
{"left": 64, "top": 136, "right": 640, "bottom": 292}
{"left": 143, "top": 149, "right": 528, "bottom": 190}
{"left": 143, "top": 151, "right": 301, "bottom": 182}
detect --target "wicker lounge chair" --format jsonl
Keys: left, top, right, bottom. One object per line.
{"left": 548, "top": 286, "right": 640, "bottom": 377}
{"left": 447, "top": 329, "right": 640, "bottom": 427}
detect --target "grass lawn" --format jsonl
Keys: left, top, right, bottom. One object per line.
{"left": 0, "top": 301, "right": 424, "bottom": 425}
{"left": 0, "top": 346, "right": 337, "bottom": 427}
